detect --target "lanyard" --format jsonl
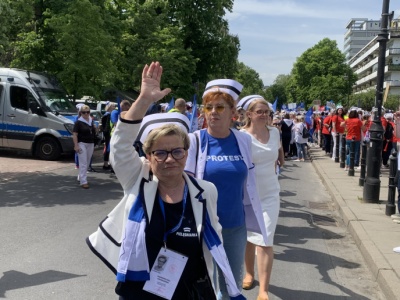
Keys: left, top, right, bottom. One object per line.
{"left": 158, "top": 183, "right": 188, "bottom": 248}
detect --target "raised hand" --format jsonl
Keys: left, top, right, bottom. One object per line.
{"left": 123, "top": 62, "right": 171, "bottom": 121}
{"left": 140, "top": 61, "right": 171, "bottom": 103}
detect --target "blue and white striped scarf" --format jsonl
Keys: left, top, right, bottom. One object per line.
{"left": 116, "top": 187, "right": 245, "bottom": 299}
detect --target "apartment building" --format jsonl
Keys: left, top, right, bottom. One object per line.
{"left": 347, "top": 18, "right": 400, "bottom": 96}
{"left": 344, "top": 18, "right": 381, "bottom": 63}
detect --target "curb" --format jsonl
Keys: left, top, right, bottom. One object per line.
{"left": 310, "top": 149, "right": 400, "bottom": 300}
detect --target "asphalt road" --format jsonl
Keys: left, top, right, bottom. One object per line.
{"left": 0, "top": 149, "right": 386, "bottom": 299}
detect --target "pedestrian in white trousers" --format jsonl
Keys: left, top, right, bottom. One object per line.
{"left": 73, "top": 104, "right": 96, "bottom": 189}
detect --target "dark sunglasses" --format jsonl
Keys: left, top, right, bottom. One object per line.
{"left": 81, "top": 111, "right": 90, "bottom": 114}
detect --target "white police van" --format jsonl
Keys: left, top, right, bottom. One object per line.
{"left": 0, "top": 68, "right": 77, "bottom": 160}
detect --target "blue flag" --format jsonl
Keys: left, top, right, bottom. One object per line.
{"left": 189, "top": 95, "right": 198, "bottom": 132}
{"left": 305, "top": 107, "right": 313, "bottom": 126}
{"left": 116, "top": 96, "right": 121, "bottom": 112}
{"left": 166, "top": 97, "right": 174, "bottom": 112}
{"left": 272, "top": 97, "right": 278, "bottom": 112}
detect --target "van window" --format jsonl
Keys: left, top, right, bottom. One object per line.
{"left": 10, "top": 86, "right": 35, "bottom": 111}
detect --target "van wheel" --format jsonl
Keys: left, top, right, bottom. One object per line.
{"left": 36, "top": 137, "right": 61, "bottom": 160}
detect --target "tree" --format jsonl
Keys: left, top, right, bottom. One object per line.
{"left": 165, "top": 0, "right": 239, "bottom": 84}
{"left": 291, "top": 38, "right": 356, "bottom": 107}
{"left": 1, "top": 0, "right": 242, "bottom": 101}
{"left": 116, "top": 0, "right": 197, "bottom": 100}
{"left": 234, "top": 62, "right": 265, "bottom": 98}
{"left": 47, "top": 0, "right": 117, "bottom": 99}
{"left": 266, "top": 74, "right": 292, "bottom": 109}
{"left": 0, "top": 0, "right": 36, "bottom": 67}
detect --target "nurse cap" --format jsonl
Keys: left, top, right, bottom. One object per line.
{"left": 202, "top": 79, "right": 243, "bottom": 101}
{"left": 237, "top": 95, "right": 265, "bottom": 111}
{"left": 136, "top": 112, "right": 190, "bottom": 144}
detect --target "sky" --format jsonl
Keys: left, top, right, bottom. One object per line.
{"left": 226, "top": 0, "right": 399, "bottom": 86}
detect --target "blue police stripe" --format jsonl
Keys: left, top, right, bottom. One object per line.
{"left": 0, "top": 122, "right": 71, "bottom": 137}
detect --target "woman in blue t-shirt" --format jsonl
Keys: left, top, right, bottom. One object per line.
{"left": 185, "top": 79, "right": 267, "bottom": 300}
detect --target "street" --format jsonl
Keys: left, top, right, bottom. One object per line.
{"left": 0, "top": 148, "right": 385, "bottom": 299}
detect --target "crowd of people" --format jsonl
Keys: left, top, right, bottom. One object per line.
{"left": 270, "top": 105, "right": 397, "bottom": 172}
{"left": 85, "top": 62, "right": 285, "bottom": 300}
{"left": 76, "top": 60, "right": 400, "bottom": 299}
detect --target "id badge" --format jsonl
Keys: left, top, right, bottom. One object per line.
{"left": 143, "top": 248, "right": 188, "bottom": 299}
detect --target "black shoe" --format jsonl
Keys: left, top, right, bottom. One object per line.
{"left": 103, "top": 165, "right": 111, "bottom": 170}
{"left": 88, "top": 167, "right": 97, "bottom": 172}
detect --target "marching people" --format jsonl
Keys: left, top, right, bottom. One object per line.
{"left": 184, "top": 80, "right": 267, "bottom": 300}
{"left": 239, "top": 96, "right": 282, "bottom": 300}
{"left": 293, "top": 115, "right": 309, "bottom": 162}
{"left": 73, "top": 104, "right": 96, "bottom": 189}
{"left": 74, "top": 103, "right": 84, "bottom": 169}
{"left": 394, "top": 111, "right": 400, "bottom": 216}
{"left": 288, "top": 111, "right": 298, "bottom": 159}
{"left": 280, "top": 112, "right": 294, "bottom": 159}
{"left": 86, "top": 62, "right": 245, "bottom": 300}
{"left": 382, "top": 112, "right": 395, "bottom": 168}
{"left": 168, "top": 98, "right": 187, "bottom": 115}
{"left": 331, "top": 106, "right": 345, "bottom": 161}
{"left": 101, "top": 101, "right": 116, "bottom": 170}
{"left": 341, "top": 108, "right": 366, "bottom": 171}
{"left": 322, "top": 110, "right": 333, "bottom": 155}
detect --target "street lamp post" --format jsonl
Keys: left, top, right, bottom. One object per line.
{"left": 343, "top": 74, "right": 350, "bottom": 108}
{"left": 363, "top": 0, "right": 390, "bottom": 202}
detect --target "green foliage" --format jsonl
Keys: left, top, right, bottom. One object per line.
{"left": 266, "top": 74, "right": 291, "bottom": 108}
{"left": 291, "top": 38, "right": 356, "bottom": 107}
{"left": 0, "top": 0, "right": 244, "bottom": 101}
{"left": 234, "top": 62, "right": 265, "bottom": 98}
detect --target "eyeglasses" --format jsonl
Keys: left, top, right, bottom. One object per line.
{"left": 204, "top": 104, "right": 228, "bottom": 114}
{"left": 151, "top": 148, "right": 186, "bottom": 162}
{"left": 81, "top": 111, "right": 90, "bottom": 114}
{"left": 253, "top": 110, "right": 270, "bottom": 116}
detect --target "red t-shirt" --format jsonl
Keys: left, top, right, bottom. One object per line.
{"left": 345, "top": 118, "right": 363, "bottom": 141}
{"left": 331, "top": 115, "right": 345, "bottom": 134}
{"left": 322, "top": 115, "right": 332, "bottom": 135}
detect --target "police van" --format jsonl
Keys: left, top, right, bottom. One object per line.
{"left": 0, "top": 68, "right": 77, "bottom": 160}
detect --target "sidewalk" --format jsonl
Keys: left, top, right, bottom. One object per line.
{"left": 309, "top": 146, "right": 400, "bottom": 300}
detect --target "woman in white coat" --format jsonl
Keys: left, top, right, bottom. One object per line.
{"left": 86, "top": 62, "right": 244, "bottom": 300}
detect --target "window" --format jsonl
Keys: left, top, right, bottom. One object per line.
{"left": 10, "top": 86, "right": 35, "bottom": 111}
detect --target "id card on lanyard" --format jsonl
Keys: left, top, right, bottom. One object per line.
{"left": 143, "top": 184, "right": 189, "bottom": 299}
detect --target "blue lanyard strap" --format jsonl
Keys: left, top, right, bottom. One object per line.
{"left": 158, "top": 183, "right": 188, "bottom": 248}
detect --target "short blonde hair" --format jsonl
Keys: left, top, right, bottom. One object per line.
{"left": 142, "top": 124, "right": 190, "bottom": 155}
{"left": 81, "top": 105, "right": 90, "bottom": 112}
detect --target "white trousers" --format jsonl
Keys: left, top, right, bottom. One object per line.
{"left": 77, "top": 142, "right": 94, "bottom": 185}
{"left": 331, "top": 133, "right": 343, "bottom": 159}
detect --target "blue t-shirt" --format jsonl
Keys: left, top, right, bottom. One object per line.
{"left": 203, "top": 131, "right": 247, "bottom": 228}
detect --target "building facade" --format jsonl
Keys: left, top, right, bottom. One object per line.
{"left": 344, "top": 18, "right": 381, "bottom": 63}
{"left": 347, "top": 18, "right": 400, "bottom": 96}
